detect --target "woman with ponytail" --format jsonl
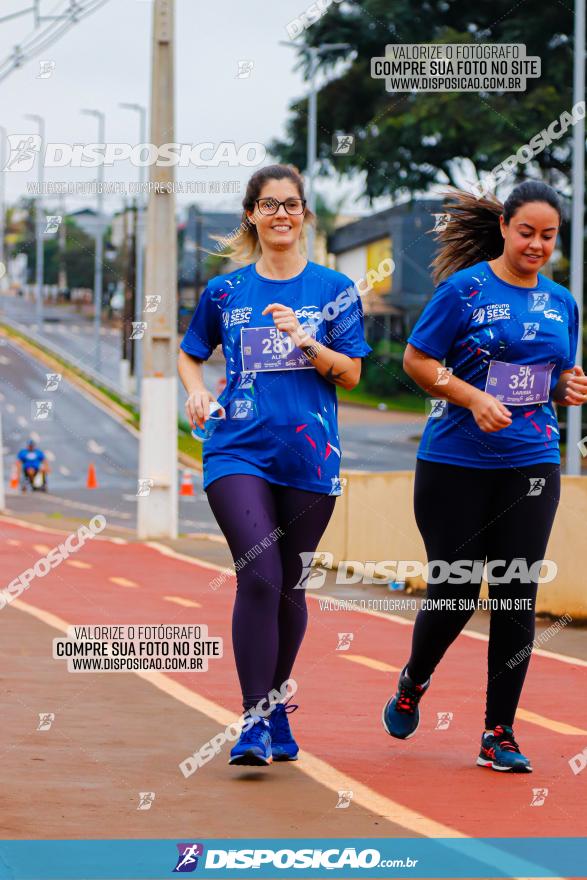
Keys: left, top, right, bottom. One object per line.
{"left": 382, "top": 182, "right": 584, "bottom": 772}
{"left": 178, "top": 164, "right": 371, "bottom": 766}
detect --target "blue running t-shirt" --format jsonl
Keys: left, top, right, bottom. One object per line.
{"left": 180, "top": 261, "right": 372, "bottom": 494}
{"left": 407, "top": 260, "right": 579, "bottom": 468}
{"left": 17, "top": 448, "right": 45, "bottom": 468}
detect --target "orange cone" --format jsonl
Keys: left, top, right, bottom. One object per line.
{"left": 180, "top": 469, "right": 194, "bottom": 497}
{"left": 9, "top": 463, "right": 19, "bottom": 490}
{"left": 86, "top": 462, "right": 98, "bottom": 489}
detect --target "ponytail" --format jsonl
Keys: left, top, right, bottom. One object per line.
{"left": 430, "top": 181, "right": 563, "bottom": 285}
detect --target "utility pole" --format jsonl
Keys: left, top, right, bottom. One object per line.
{"left": 0, "top": 126, "right": 6, "bottom": 291}
{"left": 566, "top": 0, "right": 585, "bottom": 475}
{"left": 24, "top": 114, "right": 45, "bottom": 329}
{"left": 122, "top": 202, "right": 136, "bottom": 368}
{"left": 137, "top": 0, "right": 178, "bottom": 539}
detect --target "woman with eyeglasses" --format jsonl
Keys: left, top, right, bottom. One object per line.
{"left": 178, "top": 164, "right": 371, "bottom": 766}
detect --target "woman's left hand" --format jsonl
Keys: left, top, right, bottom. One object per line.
{"left": 261, "top": 303, "right": 307, "bottom": 346}
{"left": 561, "top": 365, "right": 587, "bottom": 405}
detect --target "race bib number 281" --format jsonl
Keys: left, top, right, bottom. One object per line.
{"left": 240, "top": 326, "right": 315, "bottom": 372}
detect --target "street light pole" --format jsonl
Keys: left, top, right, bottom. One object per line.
{"left": 306, "top": 46, "right": 319, "bottom": 260}
{"left": 566, "top": 0, "right": 585, "bottom": 475}
{"left": 119, "top": 102, "right": 147, "bottom": 398}
{"left": 280, "top": 41, "right": 351, "bottom": 261}
{"left": 81, "top": 108, "right": 105, "bottom": 372}
{"left": 24, "top": 113, "right": 45, "bottom": 329}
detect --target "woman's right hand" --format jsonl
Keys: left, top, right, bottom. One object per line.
{"left": 468, "top": 389, "right": 512, "bottom": 433}
{"left": 185, "top": 388, "right": 218, "bottom": 429}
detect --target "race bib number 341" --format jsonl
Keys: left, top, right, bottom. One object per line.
{"left": 485, "top": 360, "right": 555, "bottom": 405}
{"left": 241, "top": 326, "right": 315, "bottom": 372}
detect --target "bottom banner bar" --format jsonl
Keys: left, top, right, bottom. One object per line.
{"left": 0, "top": 837, "right": 585, "bottom": 879}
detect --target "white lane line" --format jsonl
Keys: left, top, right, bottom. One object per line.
{"left": 163, "top": 596, "right": 202, "bottom": 608}
{"left": 87, "top": 439, "right": 105, "bottom": 455}
{"left": 109, "top": 576, "right": 139, "bottom": 588}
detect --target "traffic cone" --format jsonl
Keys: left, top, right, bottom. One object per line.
{"left": 86, "top": 462, "right": 98, "bottom": 489}
{"left": 180, "top": 469, "right": 195, "bottom": 497}
{"left": 9, "top": 463, "right": 18, "bottom": 490}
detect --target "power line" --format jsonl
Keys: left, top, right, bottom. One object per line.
{"left": 0, "top": 0, "right": 111, "bottom": 83}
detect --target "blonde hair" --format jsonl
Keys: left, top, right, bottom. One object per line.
{"left": 210, "top": 164, "right": 316, "bottom": 264}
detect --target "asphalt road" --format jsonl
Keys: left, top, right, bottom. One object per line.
{"left": 0, "top": 330, "right": 217, "bottom": 534}
{"left": 1, "top": 293, "right": 423, "bottom": 479}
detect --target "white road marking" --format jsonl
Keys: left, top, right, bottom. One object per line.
{"left": 87, "top": 440, "right": 105, "bottom": 455}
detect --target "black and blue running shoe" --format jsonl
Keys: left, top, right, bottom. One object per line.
{"left": 269, "top": 702, "right": 299, "bottom": 761}
{"left": 382, "top": 665, "right": 431, "bottom": 739}
{"left": 229, "top": 714, "right": 272, "bottom": 766}
{"left": 476, "top": 724, "right": 532, "bottom": 773}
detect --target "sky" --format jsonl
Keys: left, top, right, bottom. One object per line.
{"left": 0, "top": 0, "right": 388, "bottom": 220}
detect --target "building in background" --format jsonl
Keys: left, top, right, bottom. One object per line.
{"left": 179, "top": 206, "right": 242, "bottom": 310}
{"left": 328, "top": 199, "right": 444, "bottom": 343}
{"left": 69, "top": 208, "right": 104, "bottom": 239}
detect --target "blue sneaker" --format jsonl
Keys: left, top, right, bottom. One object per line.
{"left": 382, "top": 665, "right": 431, "bottom": 739}
{"left": 477, "top": 725, "right": 533, "bottom": 773}
{"left": 269, "top": 702, "right": 299, "bottom": 761}
{"left": 229, "top": 714, "right": 272, "bottom": 766}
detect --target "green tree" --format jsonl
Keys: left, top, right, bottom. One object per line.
{"left": 13, "top": 204, "right": 121, "bottom": 290}
{"left": 271, "top": 1, "right": 576, "bottom": 202}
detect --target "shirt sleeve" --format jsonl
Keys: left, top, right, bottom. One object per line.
{"left": 407, "top": 279, "right": 468, "bottom": 361}
{"left": 562, "top": 295, "right": 579, "bottom": 371}
{"left": 324, "top": 281, "right": 372, "bottom": 358}
{"left": 179, "top": 287, "right": 222, "bottom": 360}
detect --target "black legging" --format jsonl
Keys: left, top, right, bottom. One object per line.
{"left": 206, "top": 474, "right": 336, "bottom": 710}
{"left": 407, "top": 459, "right": 560, "bottom": 728}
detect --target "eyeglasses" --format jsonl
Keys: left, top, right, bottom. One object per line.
{"left": 255, "top": 198, "right": 306, "bottom": 216}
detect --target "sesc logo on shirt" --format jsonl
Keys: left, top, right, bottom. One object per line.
{"left": 472, "top": 303, "right": 510, "bottom": 324}
{"left": 222, "top": 306, "right": 253, "bottom": 328}
{"left": 485, "top": 303, "right": 511, "bottom": 322}
{"left": 295, "top": 305, "right": 322, "bottom": 323}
